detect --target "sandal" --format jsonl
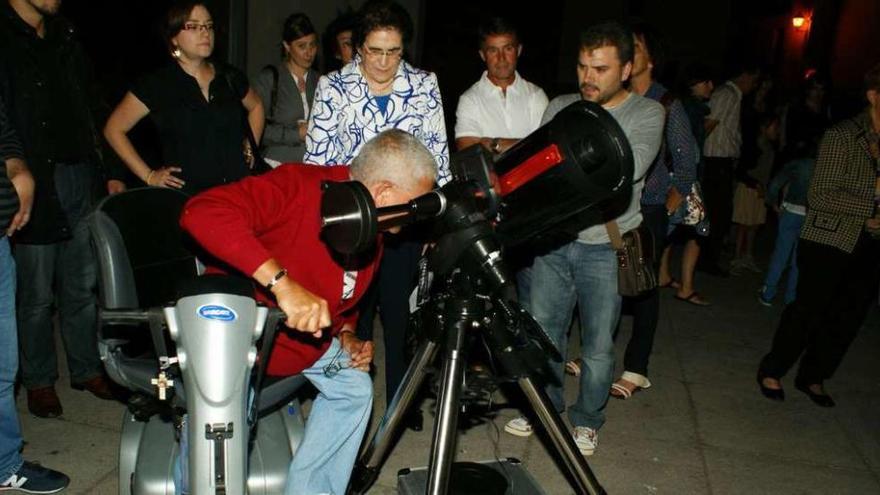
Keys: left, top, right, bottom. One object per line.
{"left": 565, "top": 358, "right": 582, "bottom": 377}
{"left": 609, "top": 372, "right": 652, "bottom": 400}
{"left": 658, "top": 278, "right": 681, "bottom": 290}
{"left": 674, "top": 291, "right": 710, "bottom": 306}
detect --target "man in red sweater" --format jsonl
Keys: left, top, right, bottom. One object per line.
{"left": 180, "top": 129, "right": 436, "bottom": 495}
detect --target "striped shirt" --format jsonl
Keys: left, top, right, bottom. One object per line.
{"left": 0, "top": 95, "right": 23, "bottom": 230}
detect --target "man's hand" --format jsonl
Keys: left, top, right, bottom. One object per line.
{"left": 6, "top": 158, "right": 34, "bottom": 236}
{"left": 271, "top": 277, "right": 331, "bottom": 338}
{"left": 339, "top": 331, "right": 373, "bottom": 371}
{"left": 107, "top": 179, "right": 126, "bottom": 195}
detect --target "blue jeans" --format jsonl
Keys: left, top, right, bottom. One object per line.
{"left": 762, "top": 210, "right": 804, "bottom": 305}
{"left": 528, "top": 241, "right": 621, "bottom": 430}
{"left": 0, "top": 237, "right": 24, "bottom": 481}
{"left": 174, "top": 338, "right": 373, "bottom": 495}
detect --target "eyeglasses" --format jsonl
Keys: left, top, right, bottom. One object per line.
{"left": 364, "top": 46, "right": 402, "bottom": 59}
{"left": 322, "top": 345, "right": 350, "bottom": 378}
{"left": 182, "top": 22, "right": 214, "bottom": 33}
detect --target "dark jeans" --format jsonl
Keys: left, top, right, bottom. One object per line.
{"left": 355, "top": 238, "right": 422, "bottom": 406}
{"left": 759, "top": 236, "right": 880, "bottom": 384}
{"left": 14, "top": 162, "right": 101, "bottom": 388}
{"left": 620, "top": 205, "right": 668, "bottom": 377}
{"left": 700, "top": 157, "right": 735, "bottom": 266}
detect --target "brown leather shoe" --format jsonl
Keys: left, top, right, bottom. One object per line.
{"left": 27, "top": 386, "right": 63, "bottom": 418}
{"left": 71, "top": 374, "right": 116, "bottom": 400}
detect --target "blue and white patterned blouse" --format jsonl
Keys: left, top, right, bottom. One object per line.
{"left": 303, "top": 56, "right": 451, "bottom": 185}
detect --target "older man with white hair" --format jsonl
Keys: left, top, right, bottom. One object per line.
{"left": 180, "top": 128, "right": 436, "bottom": 495}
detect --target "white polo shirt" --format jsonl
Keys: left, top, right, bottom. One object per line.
{"left": 454, "top": 71, "right": 549, "bottom": 140}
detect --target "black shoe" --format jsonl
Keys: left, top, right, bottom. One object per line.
{"left": 0, "top": 461, "right": 70, "bottom": 494}
{"left": 756, "top": 371, "right": 785, "bottom": 401}
{"left": 405, "top": 409, "right": 424, "bottom": 432}
{"left": 71, "top": 374, "right": 116, "bottom": 401}
{"left": 26, "top": 387, "right": 62, "bottom": 419}
{"left": 794, "top": 380, "right": 835, "bottom": 408}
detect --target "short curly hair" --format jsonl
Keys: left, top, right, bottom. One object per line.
{"left": 353, "top": 1, "right": 413, "bottom": 50}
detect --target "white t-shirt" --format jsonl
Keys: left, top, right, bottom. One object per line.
{"left": 454, "top": 71, "right": 548, "bottom": 140}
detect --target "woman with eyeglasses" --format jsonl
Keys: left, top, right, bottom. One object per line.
{"left": 251, "top": 13, "right": 319, "bottom": 165}
{"left": 303, "top": 1, "right": 449, "bottom": 179}
{"left": 302, "top": 1, "right": 449, "bottom": 439}
{"left": 104, "top": 1, "right": 263, "bottom": 194}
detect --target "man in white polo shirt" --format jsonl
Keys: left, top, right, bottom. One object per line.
{"left": 454, "top": 16, "right": 548, "bottom": 155}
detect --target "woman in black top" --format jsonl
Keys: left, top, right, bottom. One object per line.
{"left": 104, "top": 1, "right": 264, "bottom": 194}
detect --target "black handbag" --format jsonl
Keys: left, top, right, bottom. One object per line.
{"left": 222, "top": 70, "right": 272, "bottom": 175}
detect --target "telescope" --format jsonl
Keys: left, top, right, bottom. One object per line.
{"left": 320, "top": 100, "right": 634, "bottom": 495}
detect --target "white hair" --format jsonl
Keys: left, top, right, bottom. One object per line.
{"left": 350, "top": 129, "right": 437, "bottom": 189}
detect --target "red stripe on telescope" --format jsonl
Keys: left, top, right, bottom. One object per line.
{"left": 499, "top": 144, "right": 564, "bottom": 196}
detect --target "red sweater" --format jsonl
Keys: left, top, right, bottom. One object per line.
{"left": 180, "top": 164, "right": 381, "bottom": 376}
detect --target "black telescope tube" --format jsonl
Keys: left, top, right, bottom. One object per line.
{"left": 376, "top": 191, "right": 446, "bottom": 231}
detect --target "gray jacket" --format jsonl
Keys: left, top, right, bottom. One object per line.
{"left": 252, "top": 65, "right": 319, "bottom": 163}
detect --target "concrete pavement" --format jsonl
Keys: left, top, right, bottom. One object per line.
{"left": 13, "top": 264, "right": 880, "bottom": 494}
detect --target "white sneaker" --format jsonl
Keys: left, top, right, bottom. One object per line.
{"left": 504, "top": 416, "right": 534, "bottom": 437}
{"left": 573, "top": 426, "right": 598, "bottom": 455}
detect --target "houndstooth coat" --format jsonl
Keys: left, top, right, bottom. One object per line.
{"left": 801, "top": 111, "right": 878, "bottom": 253}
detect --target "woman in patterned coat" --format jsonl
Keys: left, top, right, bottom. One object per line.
{"left": 303, "top": 1, "right": 449, "bottom": 431}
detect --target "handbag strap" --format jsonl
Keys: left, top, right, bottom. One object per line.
{"left": 262, "top": 64, "right": 280, "bottom": 122}
{"left": 658, "top": 90, "right": 676, "bottom": 173}
{"left": 605, "top": 221, "right": 625, "bottom": 250}
{"left": 221, "top": 70, "right": 269, "bottom": 173}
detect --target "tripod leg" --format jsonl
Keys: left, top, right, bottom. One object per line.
{"left": 426, "top": 319, "right": 469, "bottom": 495}
{"left": 348, "top": 339, "right": 439, "bottom": 495}
{"left": 518, "top": 377, "right": 606, "bottom": 495}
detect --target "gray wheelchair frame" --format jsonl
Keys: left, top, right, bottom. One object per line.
{"left": 90, "top": 187, "right": 307, "bottom": 495}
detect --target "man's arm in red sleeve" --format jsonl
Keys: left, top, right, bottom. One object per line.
{"left": 179, "top": 172, "right": 292, "bottom": 277}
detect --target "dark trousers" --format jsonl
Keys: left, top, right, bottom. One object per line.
{"left": 14, "top": 163, "right": 101, "bottom": 388}
{"left": 700, "top": 157, "right": 735, "bottom": 266}
{"left": 621, "top": 205, "right": 667, "bottom": 377}
{"left": 760, "top": 236, "right": 880, "bottom": 384}
{"left": 355, "top": 239, "right": 422, "bottom": 406}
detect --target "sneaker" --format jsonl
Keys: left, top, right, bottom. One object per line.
{"left": 573, "top": 426, "right": 598, "bottom": 456}
{"left": 504, "top": 416, "right": 533, "bottom": 437}
{"left": 1, "top": 461, "right": 70, "bottom": 494}
{"left": 757, "top": 289, "right": 773, "bottom": 307}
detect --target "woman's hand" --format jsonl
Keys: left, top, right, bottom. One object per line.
{"left": 147, "top": 166, "right": 185, "bottom": 189}
{"left": 340, "top": 331, "right": 374, "bottom": 371}
{"left": 866, "top": 217, "right": 880, "bottom": 238}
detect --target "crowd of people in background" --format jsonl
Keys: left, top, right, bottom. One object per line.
{"left": 1, "top": 0, "right": 879, "bottom": 493}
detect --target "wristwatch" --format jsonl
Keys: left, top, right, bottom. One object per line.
{"left": 490, "top": 137, "right": 501, "bottom": 154}
{"left": 265, "top": 268, "right": 287, "bottom": 290}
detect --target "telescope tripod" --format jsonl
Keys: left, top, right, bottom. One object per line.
{"left": 348, "top": 272, "right": 606, "bottom": 495}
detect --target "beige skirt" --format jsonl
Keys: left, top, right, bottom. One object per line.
{"left": 732, "top": 182, "right": 767, "bottom": 226}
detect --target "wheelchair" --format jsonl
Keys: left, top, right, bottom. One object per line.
{"left": 89, "top": 187, "right": 306, "bottom": 495}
